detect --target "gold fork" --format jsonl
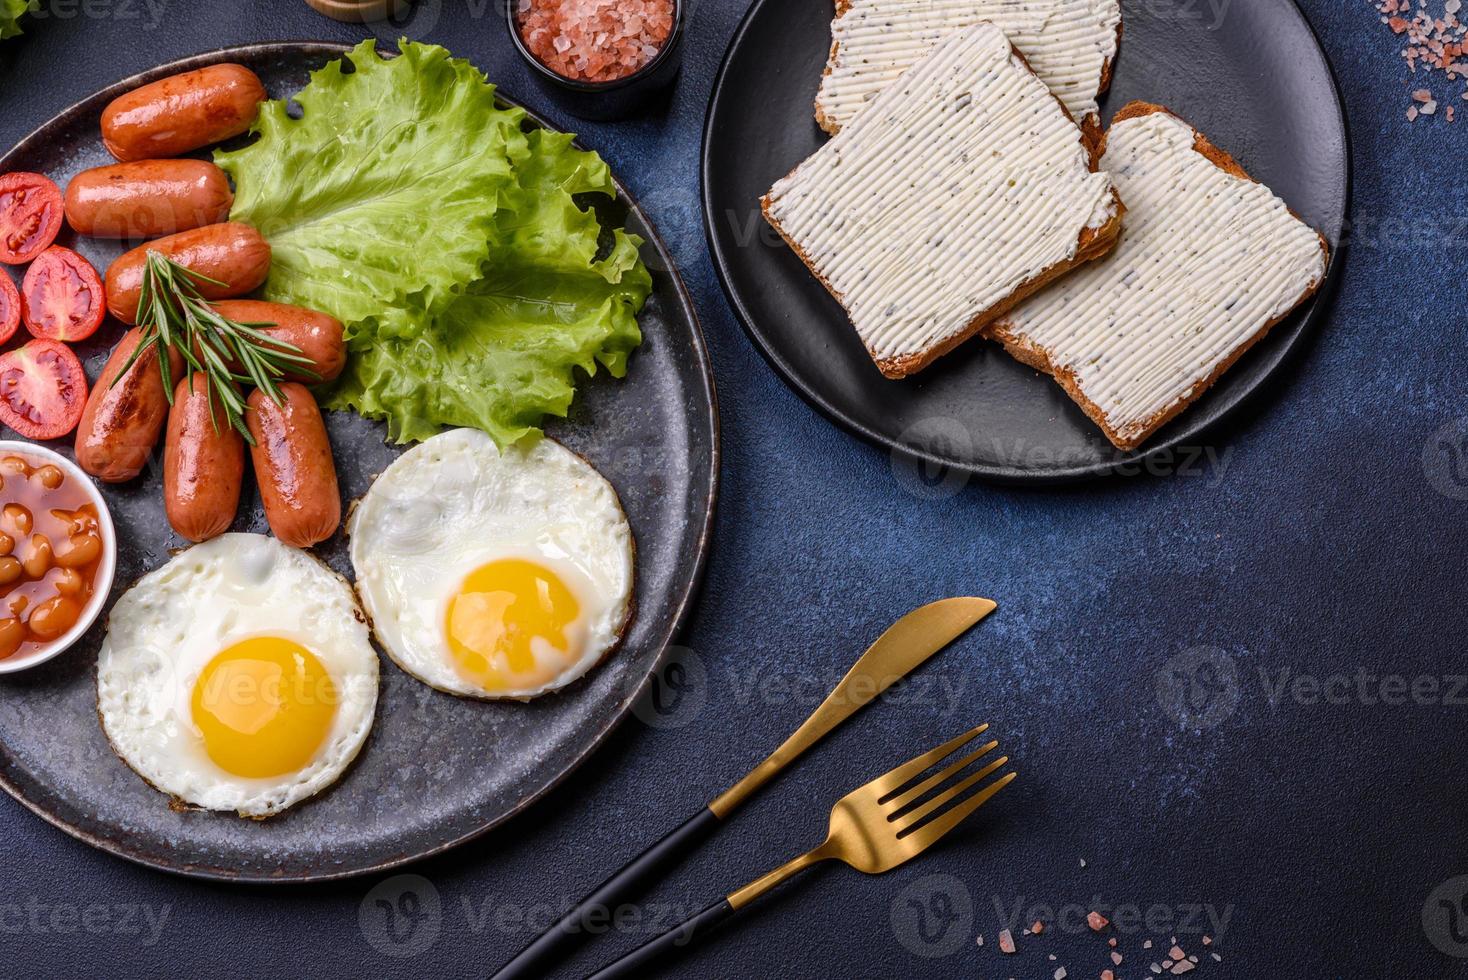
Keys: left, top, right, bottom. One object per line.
{"left": 585, "top": 725, "right": 1015, "bottom": 979}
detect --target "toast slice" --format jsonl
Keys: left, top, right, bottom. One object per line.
{"left": 988, "top": 102, "right": 1331, "bottom": 451}
{"left": 763, "top": 22, "right": 1123, "bottom": 380}
{"left": 816, "top": 0, "right": 1122, "bottom": 145}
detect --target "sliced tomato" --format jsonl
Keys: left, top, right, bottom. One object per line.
{"left": 0, "top": 173, "right": 64, "bottom": 266}
{"left": 0, "top": 339, "right": 89, "bottom": 441}
{"left": 0, "top": 273, "right": 18, "bottom": 344}
{"left": 21, "top": 246, "right": 105, "bottom": 342}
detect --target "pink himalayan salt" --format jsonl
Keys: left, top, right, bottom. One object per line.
{"left": 517, "top": 0, "right": 674, "bottom": 83}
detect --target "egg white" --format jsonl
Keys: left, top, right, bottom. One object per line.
{"left": 348, "top": 428, "right": 634, "bottom": 700}
{"left": 96, "top": 534, "right": 379, "bottom": 818}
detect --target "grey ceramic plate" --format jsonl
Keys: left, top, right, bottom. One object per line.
{"left": 703, "top": 0, "right": 1349, "bottom": 482}
{"left": 0, "top": 43, "right": 718, "bottom": 882}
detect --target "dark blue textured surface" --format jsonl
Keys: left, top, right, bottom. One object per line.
{"left": 0, "top": 2, "right": 1463, "bottom": 977}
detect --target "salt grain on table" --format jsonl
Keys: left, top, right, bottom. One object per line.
{"left": 1374, "top": 0, "right": 1468, "bottom": 120}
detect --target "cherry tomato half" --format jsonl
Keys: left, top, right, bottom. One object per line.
{"left": 21, "top": 246, "right": 105, "bottom": 342}
{"left": 0, "top": 173, "right": 65, "bottom": 266}
{"left": 0, "top": 339, "right": 89, "bottom": 441}
{"left": 0, "top": 273, "right": 18, "bottom": 344}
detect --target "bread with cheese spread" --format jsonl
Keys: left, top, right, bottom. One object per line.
{"left": 987, "top": 102, "right": 1331, "bottom": 451}
{"left": 816, "top": 0, "right": 1122, "bottom": 145}
{"left": 763, "top": 22, "right": 1124, "bottom": 380}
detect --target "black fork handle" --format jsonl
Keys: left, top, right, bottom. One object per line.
{"left": 583, "top": 898, "right": 736, "bottom": 980}
{"left": 490, "top": 807, "right": 722, "bottom": 979}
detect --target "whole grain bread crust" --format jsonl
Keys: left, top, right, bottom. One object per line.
{"left": 768, "top": 36, "right": 1125, "bottom": 380}
{"left": 988, "top": 100, "right": 1332, "bottom": 451}
{"left": 813, "top": 0, "right": 855, "bottom": 135}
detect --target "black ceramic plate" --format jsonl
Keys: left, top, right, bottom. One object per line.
{"left": 703, "top": 0, "right": 1348, "bottom": 482}
{"left": 0, "top": 43, "right": 718, "bottom": 882}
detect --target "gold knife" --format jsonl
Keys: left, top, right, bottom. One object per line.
{"left": 491, "top": 596, "right": 997, "bottom": 979}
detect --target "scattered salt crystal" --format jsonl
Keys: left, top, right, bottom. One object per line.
{"left": 1374, "top": 0, "right": 1468, "bottom": 120}
{"left": 1054, "top": 968, "right": 1067, "bottom": 980}
{"left": 1112, "top": 951, "right": 1123, "bottom": 965}
{"left": 1031, "top": 920, "right": 1046, "bottom": 935}
{"left": 999, "top": 929, "right": 1016, "bottom": 953}
{"left": 1087, "top": 911, "right": 1109, "bottom": 931}
{"left": 976, "top": 934, "right": 984, "bottom": 946}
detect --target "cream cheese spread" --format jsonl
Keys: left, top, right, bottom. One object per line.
{"left": 765, "top": 22, "right": 1119, "bottom": 371}
{"left": 993, "top": 109, "right": 1328, "bottom": 448}
{"left": 816, "top": 0, "right": 1122, "bottom": 134}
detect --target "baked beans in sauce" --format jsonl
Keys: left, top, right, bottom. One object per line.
{"left": 0, "top": 454, "right": 105, "bottom": 660}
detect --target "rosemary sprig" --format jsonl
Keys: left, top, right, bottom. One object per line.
{"left": 113, "top": 251, "right": 319, "bottom": 444}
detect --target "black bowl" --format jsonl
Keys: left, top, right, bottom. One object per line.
{"left": 504, "top": 0, "right": 685, "bottom": 120}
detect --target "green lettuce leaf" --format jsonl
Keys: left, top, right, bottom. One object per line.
{"left": 326, "top": 129, "right": 649, "bottom": 446}
{"left": 217, "top": 40, "right": 649, "bottom": 448}
{"left": 215, "top": 39, "right": 528, "bottom": 328}
{"left": 1, "top": 0, "right": 38, "bottom": 40}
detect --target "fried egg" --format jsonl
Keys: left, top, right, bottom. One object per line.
{"left": 349, "top": 428, "right": 634, "bottom": 700}
{"left": 96, "top": 534, "right": 378, "bottom": 818}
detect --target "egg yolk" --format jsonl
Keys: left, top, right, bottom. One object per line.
{"left": 190, "top": 637, "right": 338, "bottom": 779}
{"left": 445, "top": 559, "right": 581, "bottom": 692}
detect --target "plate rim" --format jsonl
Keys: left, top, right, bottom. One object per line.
{"left": 0, "top": 40, "right": 721, "bottom": 884}
{"left": 700, "top": 0, "right": 1352, "bottom": 484}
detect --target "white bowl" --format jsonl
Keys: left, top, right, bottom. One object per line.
{"left": 0, "top": 441, "right": 117, "bottom": 674}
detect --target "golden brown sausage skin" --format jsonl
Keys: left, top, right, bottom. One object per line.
{"left": 105, "top": 222, "right": 271, "bottom": 324}
{"left": 245, "top": 384, "right": 340, "bottom": 548}
{"left": 164, "top": 374, "right": 244, "bottom": 543}
{"left": 208, "top": 300, "right": 346, "bottom": 383}
{"left": 64, "top": 160, "right": 234, "bottom": 239}
{"left": 74, "top": 328, "right": 185, "bottom": 483}
{"left": 101, "top": 64, "right": 266, "bottom": 162}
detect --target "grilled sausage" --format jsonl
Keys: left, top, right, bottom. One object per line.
{"left": 207, "top": 300, "right": 346, "bottom": 383}
{"left": 164, "top": 374, "right": 243, "bottom": 542}
{"left": 105, "top": 222, "right": 271, "bottom": 324}
{"left": 245, "top": 384, "right": 340, "bottom": 548}
{"left": 74, "top": 328, "right": 184, "bottom": 483}
{"left": 64, "top": 160, "right": 234, "bottom": 239}
{"left": 101, "top": 64, "right": 266, "bottom": 162}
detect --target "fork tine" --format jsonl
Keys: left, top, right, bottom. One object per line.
{"left": 882, "top": 739, "right": 1000, "bottom": 814}
{"left": 892, "top": 754, "right": 1009, "bottom": 831}
{"left": 871, "top": 724, "right": 989, "bottom": 800}
{"left": 898, "top": 769, "right": 1017, "bottom": 854}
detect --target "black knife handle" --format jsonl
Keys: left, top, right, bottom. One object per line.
{"left": 583, "top": 899, "right": 736, "bottom": 980}
{"left": 490, "top": 807, "right": 722, "bottom": 979}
